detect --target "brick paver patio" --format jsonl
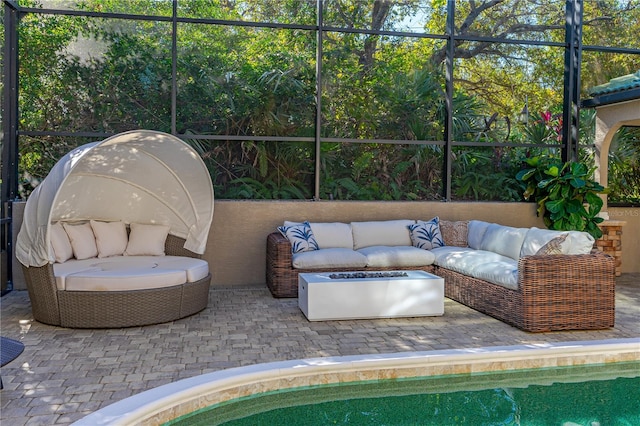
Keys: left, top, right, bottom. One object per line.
{"left": 1, "top": 274, "right": 639, "bottom": 425}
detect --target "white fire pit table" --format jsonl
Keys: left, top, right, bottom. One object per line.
{"left": 298, "top": 270, "right": 444, "bottom": 321}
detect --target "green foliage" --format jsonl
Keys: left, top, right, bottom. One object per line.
{"left": 10, "top": 0, "right": 640, "bottom": 203}
{"left": 452, "top": 148, "right": 523, "bottom": 201}
{"left": 516, "top": 156, "right": 608, "bottom": 239}
{"left": 607, "top": 126, "right": 640, "bottom": 205}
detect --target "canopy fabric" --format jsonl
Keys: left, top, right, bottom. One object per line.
{"left": 16, "top": 130, "right": 214, "bottom": 267}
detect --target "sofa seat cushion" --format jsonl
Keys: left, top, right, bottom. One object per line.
{"left": 358, "top": 246, "right": 436, "bottom": 267}
{"left": 65, "top": 267, "right": 186, "bottom": 292}
{"left": 431, "top": 247, "right": 518, "bottom": 290}
{"left": 292, "top": 248, "right": 367, "bottom": 269}
{"left": 53, "top": 256, "right": 209, "bottom": 291}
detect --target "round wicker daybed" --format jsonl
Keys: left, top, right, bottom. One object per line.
{"left": 15, "top": 130, "right": 215, "bottom": 328}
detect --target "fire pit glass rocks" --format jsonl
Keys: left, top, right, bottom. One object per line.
{"left": 328, "top": 271, "right": 409, "bottom": 280}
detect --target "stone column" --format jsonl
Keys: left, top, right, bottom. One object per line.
{"left": 595, "top": 220, "right": 626, "bottom": 276}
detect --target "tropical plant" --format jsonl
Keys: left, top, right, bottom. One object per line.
{"left": 516, "top": 155, "right": 608, "bottom": 239}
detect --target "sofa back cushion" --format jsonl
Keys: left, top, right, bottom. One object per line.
{"left": 310, "top": 222, "right": 353, "bottom": 249}
{"left": 284, "top": 221, "right": 353, "bottom": 249}
{"left": 351, "top": 220, "right": 414, "bottom": 250}
{"left": 479, "top": 223, "right": 528, "bottom": 260}
{"left": 467, "top": 220, "right": 491, "bottom": 249}
{"left": 564, "top": 231, "right": 596, "bottom": 254}
{"left": 520, "top": 227, "right": 595, "bottom": 257}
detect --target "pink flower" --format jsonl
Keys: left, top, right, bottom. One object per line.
{"left": 541, "top": 111, "right": 552, "bottom": 123}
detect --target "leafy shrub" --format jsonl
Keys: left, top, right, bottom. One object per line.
{"left": 516, "top": 156, "right": 608, "bottom": 239}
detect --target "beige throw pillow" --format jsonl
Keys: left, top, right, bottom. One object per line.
{"left": 535, "top": 233, "right": 568, "bottom": 255}
{"left": 124, "top": 223, "right": 170, "bottom": 256}
{"left": 50, "top": 222, "right": 74, "bottom": 263}
{"left": 90, "top": 220, "right": 128, "bottom": 258}
{"left": 62, "top": 222, "right": 98, "bottom": 260}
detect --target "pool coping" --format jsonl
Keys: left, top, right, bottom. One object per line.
{"left": 73, "top": 337, "right": 640, "bottom": 425}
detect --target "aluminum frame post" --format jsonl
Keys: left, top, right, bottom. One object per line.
{"left": 562, "top": 0, "right": 583, "bottom": 162}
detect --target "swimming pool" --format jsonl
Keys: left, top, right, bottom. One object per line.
{"left": 177, "top": 361, "right": 639, "bottom": 425}
{"left": 73, "top": 338, "right": 640, "bottom": 425}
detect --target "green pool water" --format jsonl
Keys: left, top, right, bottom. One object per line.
{"left": 167, "top": 361, "right": 640, "bottom": 426}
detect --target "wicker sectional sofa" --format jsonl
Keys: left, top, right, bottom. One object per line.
{"left": 266, "top": 219, "right": 616, "bottom": 332}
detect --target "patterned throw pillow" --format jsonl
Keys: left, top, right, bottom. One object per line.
{"left": 278, "top": 221, "right": 319, "bottom": 254}
{"left": 439, "top": 220, "right": 469, "bottom": 247}
{"left": 407, "top": 217, "right": 444, "bottom": 250}
{"left": 535, "top": 233, "right": 568, "bottom": 255}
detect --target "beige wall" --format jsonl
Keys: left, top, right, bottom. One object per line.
{"left": 11, "top": 200, "right": 639, "bottom": 290}
{"left": 203, "top": 200, "right": 640, "bottom": 287}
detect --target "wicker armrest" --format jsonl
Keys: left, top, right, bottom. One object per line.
{"left": 267, "top": 231, "right": 292, "bottom": 264}
{"left": 266, "top": 232, "right": 297, "bottom": 297}
{"left": 518, "top": 251, "right": 615, "bottom": 289}
{"left": 165, "top": 234, "right": 201, "bottom": 258}
{"left": 517, "top": 251, "right": 616, "bottom": 330}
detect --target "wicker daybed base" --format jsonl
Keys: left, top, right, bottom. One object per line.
{"left": 266, "top": 232, "right": 616, "bottom": 332}
{"left": 22, "top": 235, "right": 211, "bottom": 328}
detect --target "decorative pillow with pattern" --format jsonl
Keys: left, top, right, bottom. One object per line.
{"left": 278, "top": 221, "right": 319, "bottom": 254}
{"left": 439, "top": 220, "right": 469, "bottom": 247}
{"left": 407, "top": 217, "right": 444, "bottom": 250}
{"left": 535, "top": 233, "right": 568, "bottom": 255}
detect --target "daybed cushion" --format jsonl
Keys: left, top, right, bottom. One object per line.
{"left": 351, "top": 220, "right": 414, "bottom": 250}
{"left": 478, "top": 223, "right": 528, "bottom": 260}
{"left": 50, "top": 222, "right": 74, "bottom": 263}
{"left": 90, "top": 220, "right": 128, "bottom": 258}
{"left": 124, "top": 223, "right": 170, "bottom": 256}
{"left": 53, "top": 256, "right": 209, "bottom": 291}
{"left": 357, "top": 246, "right": 436, "bottom": 267}
{"left": 431, "top": 246, "right": 518, "bottom": 289}
{"left": 65, "top": 268, "right": 186, "bottom": 292}
{"left": 292, "top": 248, "right": 367, "bottom": 269}
{"left": 520, "top": 227, "right": 595, "bottom": 257}
{"left": 63, "top": 222, "right": 98, "bottom": 260}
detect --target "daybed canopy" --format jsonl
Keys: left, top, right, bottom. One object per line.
{"left": 17, "top": 130, "right": 214, "bottom": 267}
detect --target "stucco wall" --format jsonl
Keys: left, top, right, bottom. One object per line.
{"left": 203, "top": 200, "right": 639, "bottom": 287}
{"left": 11, "top": 201, "right": 639, "bottom": 290}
